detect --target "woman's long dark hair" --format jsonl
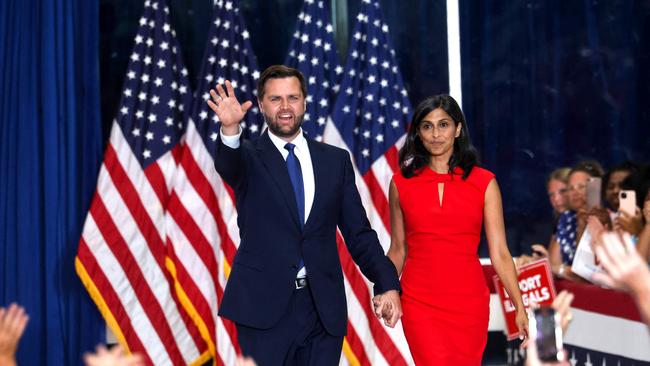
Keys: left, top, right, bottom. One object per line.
{"left": 398, "top": 95, "right": 479, "bottom": 179}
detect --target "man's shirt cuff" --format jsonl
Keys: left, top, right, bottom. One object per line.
{"left": 220, "top": 126, "right": 242, "bottom": 148}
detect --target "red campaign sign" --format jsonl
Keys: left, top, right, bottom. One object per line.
{"left": 493, "top": 259, "right": 557, "bottom": 340}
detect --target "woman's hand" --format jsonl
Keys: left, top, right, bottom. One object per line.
{"left": 614, "top": 209, "right": 643, "bottom": 236}
{"left": 516, "top": 307, "right": 529, "bottom": 341}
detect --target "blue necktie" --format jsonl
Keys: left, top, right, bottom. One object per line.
{"left": 284, "top": 143, "right": 305, "bottom": 227}
{"left": 284, "top": 143, "right": 305, "bottom": 272}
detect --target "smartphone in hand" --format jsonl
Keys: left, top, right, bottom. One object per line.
{"left": 618, "top": 190, "right": 637, "bottom": 216}
{"left": 586, "top": 177, "right": 602, "bottom": 209}
{"left": 534, "top": 307, "right": 564, "bottom": 362}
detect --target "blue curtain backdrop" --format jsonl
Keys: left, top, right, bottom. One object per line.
{"left": 0, "top": 0, "right": 105, "bottom": 364}
{"left": 459, "top": 0, "right": 650, "bottom": 255}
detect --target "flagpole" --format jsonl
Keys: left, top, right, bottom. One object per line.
{"left": 331, "top": 0, "right": 349, "bottom": 59}
{"left": 446, "top": 0, "right": 462, "bottom": 108}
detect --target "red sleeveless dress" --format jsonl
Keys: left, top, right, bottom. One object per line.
{"left": 393, "top": 166, "right": 494, "bottom": 365}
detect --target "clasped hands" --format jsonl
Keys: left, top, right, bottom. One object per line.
{"left": 371, "top": 290, "right": 402, "bottom": 328}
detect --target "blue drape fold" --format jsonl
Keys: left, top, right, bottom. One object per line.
{"left": 0, "top": 0, "right": 104, "bottom": 364}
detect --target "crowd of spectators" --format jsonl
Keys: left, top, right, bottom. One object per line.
{"left": 518, "top": 159, "right": 650, "bottom": 273}
{"left": 510, "top": 159, "right": 650, "bottom": 365}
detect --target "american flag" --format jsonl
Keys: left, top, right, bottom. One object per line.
{"left": 75, "top": 1, "right": 210, "bottom": 365}
{"left": 163, "top": 0, "right": 261, "bottom": 364}
{"left": 284, "top": 0, "right": 342, "bottom": 141}
{"left": 324, "top": 0, "right": 414, "bottom": 364}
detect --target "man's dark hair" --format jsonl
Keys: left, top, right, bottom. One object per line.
{"left": 621, "top": 164, "right": 650, "bottom": 207}
{"left": 602, "top": 160, "right": 640, "bottom": 189}
{"left": 257, "top": 65, "right": 307, "bottom": 100}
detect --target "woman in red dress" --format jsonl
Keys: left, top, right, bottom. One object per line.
{"left": 385, "top": 95, "right": 528, "bottom": 365}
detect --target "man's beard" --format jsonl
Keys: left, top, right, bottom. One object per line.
{"left": 265, "top": 111, "right": 304, "bottom": 138}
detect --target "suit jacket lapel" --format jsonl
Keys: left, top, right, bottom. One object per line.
{"left": 256, "top": 132, "right": 302, "bottom": 229}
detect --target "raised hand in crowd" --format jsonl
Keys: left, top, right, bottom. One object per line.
{"left": 515, "top": 254, "right": 535, "bottom": 270}
{"left": 552, "top": 291, "right": 575, "bottom": 336}
{"left": 525, "top": 290, "right": 574, "bottom": 366}
{"left": 0, "top": 303, "right": 29, "bottom": 366}
{"left": 206, "top": 80, "right": 253, "bottom": 135}
{"left": 516, "top": 244, "right": 550, "bottom": 271}
{"left": 592, "top": 232, "right": 650, "bottom": 327}
{"left": 83, "top": 344, "right": 144, "bottom": 366}
{"left": 531, "top": 244, "right": 549, "bottom": 259}
{"left": 587, "top": 215, "right": 606, "bottom": 243}
{"left": 372, "top": 290, "right": 402, "bottom": 328}
{"left": 236, "top": 356, "right": 258, "bottom": 366}
{"left": 613, "top": 209, "right": 644, "bottom": 236}
{"left": 577, "top": 207, "right": 611, "bottom": 240}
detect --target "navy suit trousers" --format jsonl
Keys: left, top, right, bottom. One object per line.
{"left": 236, "top": 286, "right": 343, "bottom": 366}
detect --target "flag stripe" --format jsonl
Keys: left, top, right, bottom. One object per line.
{"left": 179, "top": 142, "right": 238, "bottom": 263}
{"left": 168, "top": 192, "right": 220, "bottom": 290}
{"left": 323, "top": 122, "right": 392, "bottom": 249}
{"left": 140, "top": 163, "right": 211, "bottom": 351}
{"left": 182, "top": 124, "right": 240, "bottom": 263}
{"left": 167, "top": 193, "right": 219, "bottom": 331}
{"left": 361, "top": 171, "right": 391, "bottom": 234}
{"left": 89, "top": 192, "right": 185, "bottom": 363}
{"left": 216, "top": 313, "right": 240, "bottom": 365}
{"left": 167, "top": 196, "right": 242, "bottom": 358}
{"left": 356, "top": 168, "right": 391, "bottom": 249}
{"left": 169, "top": 202, "right": 241, "bottom": 364}
{"left": 344, "top": 274, "right": 386, "bottom": 366}
{"left": 173, "top": 147, "right": 241, "bottom": 333}
{"left": 166, "top": 192, "right": 219, "bottom": 311}
{"left": 337, "top": 234, "right": 408, "bottom": 365}
{"left": 345, "top": 321, "right": 372, "bottom": 366}
{"left": 108, "top": 128, "right": 166, "bottom": 242}
{"left": 82, "top": 213, "right": 175, "bottom": 364}
{"left": 77, "top": 240, "right": 153, "bottom": 364}
{"left": 168, "top": 124, "right": 242, "bottom": 360}
{"left": 370, "top": 153, "right": 395, "bottom": 199}
{"left": 171, "top": 143, "right": 184, "bottom": 165}
{"left": 103, "top": 140, "right": 204, "bottom": 363}
{"left": 144, "top": 162, "right": 170, "bottom": 206}
{"left": 383, "top": 146, "right": 399, "bottom": 173}
{"left": 165, "top": 241, "right": 221, "bottom": 361}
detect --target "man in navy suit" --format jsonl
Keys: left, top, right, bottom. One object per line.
{"left": 207, "top": 65, "right": 401, "bottom": 365}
